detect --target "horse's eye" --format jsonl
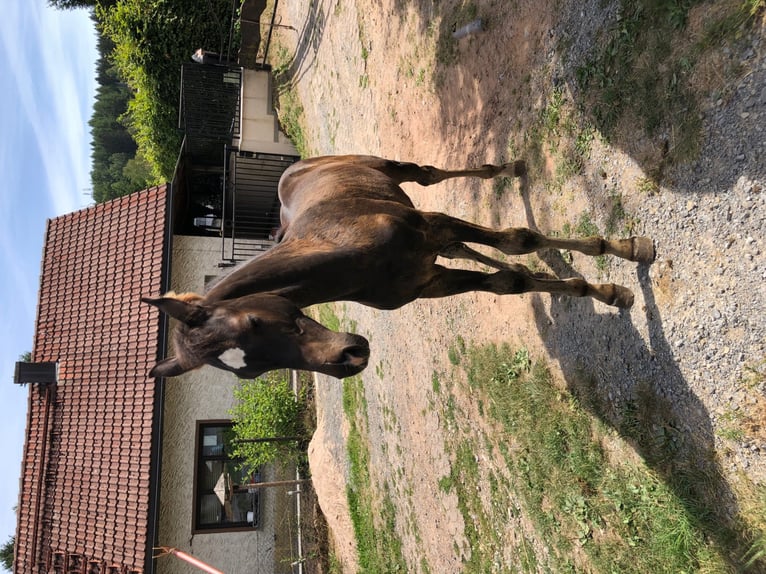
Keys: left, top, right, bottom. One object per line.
{"left": 247, "top": 314, "right": 261, "bottom": 328}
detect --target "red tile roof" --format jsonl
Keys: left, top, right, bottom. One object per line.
{"left": 15, "top": 187, "right": 168, "bottom": 574}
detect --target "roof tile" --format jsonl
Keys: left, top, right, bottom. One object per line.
{"left": 15, "top": 187, "right": 167, "bottom": 574}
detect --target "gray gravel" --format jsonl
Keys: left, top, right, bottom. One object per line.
{"left": 545, "top": 4, "right": 766, "bottom": 490}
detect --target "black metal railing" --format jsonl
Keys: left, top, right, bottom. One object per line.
{"left": 179, "top": 64, "right": 242, "bottom": 167}
{"left": 221, "top": 148, "right": 299, "bottom": 264}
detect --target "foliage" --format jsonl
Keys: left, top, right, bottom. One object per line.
{"left": 229, "top": 371, "right": 306, "bottom": 469}
{"left": 89, "top": 28, "right": 153, "bottom": 202}
{"left": 343, "top": 375, "right": 408, "bottom": 573}
{"left": 0, "top": 536, "right": 13, "bottom": 572}
{"left": 47, "top": 0, "right": 115, "bottom": 8}
{"left": 97, "top": 0, "right": 238, "bottom": 180}
{"left": 271, "top": 45, "right": 309, "bottom": 157}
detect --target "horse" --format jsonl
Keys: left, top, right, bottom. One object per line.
{"left": 144, "top": 155, "right": 654, "bottom": 379}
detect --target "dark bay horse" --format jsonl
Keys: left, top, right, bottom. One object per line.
{"left": 144, "top": 155, "right": 654, "bottom": 379}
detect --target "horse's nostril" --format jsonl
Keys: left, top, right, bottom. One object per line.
{"left": 342, "top": 345, "right": 370, "bottom": 369}
{"left": 345, "top": 345, "right": 370, "bottom": 359}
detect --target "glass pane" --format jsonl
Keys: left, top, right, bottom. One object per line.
{"left": 201, "top": 426, "right": 227, "bottom": 456}
{"left": 199, "top": 494, "right": 223, "bottom": 525}
{"left": 200, "top": 460, "right": 224, "bottom": 491}
{"left": 230, "top": 492, "right": 255, "bottom": 523}
{"left": 197, "top": 422, "right": 258, "bottom": 529}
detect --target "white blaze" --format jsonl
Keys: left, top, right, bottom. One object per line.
{"left": 218, "top": 348, "right": 247, "bottom": 370}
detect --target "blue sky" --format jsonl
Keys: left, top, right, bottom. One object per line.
{"left": 0, "top": 0, "right": 97, "bottom": 551}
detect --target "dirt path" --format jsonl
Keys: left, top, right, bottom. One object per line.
{"left": 274, "top": 0, "right": 765, "bottom": 570}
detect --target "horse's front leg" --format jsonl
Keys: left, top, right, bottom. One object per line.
{"left": 426, "top": 213, "right": 655, "bottom": 263}
{"left": 419, "top": 264, "right": 635, "bottom": 308}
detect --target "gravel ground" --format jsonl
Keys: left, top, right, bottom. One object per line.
{"left": 274, "top": 0, "right": 766, "bottom": 568}
{"left": 549, "top": 2, "right": 766, "bottom": 479}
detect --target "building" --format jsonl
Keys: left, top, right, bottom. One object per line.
{"left": 14, "top": 53, "right": 300, "bottom": 574}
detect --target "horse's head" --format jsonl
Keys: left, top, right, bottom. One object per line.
{"left": 143, "top": 293, "right": 370, "bottom": 379}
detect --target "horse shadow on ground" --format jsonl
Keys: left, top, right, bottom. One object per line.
{"left": 517, "top": 178, "right": 760, "bottom": 569}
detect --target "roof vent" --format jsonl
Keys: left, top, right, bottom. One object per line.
{"left": 14, "top": 361, "right": 58, "bottom": 385}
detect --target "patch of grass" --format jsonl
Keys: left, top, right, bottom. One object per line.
{"left": 718, "top": 409, "right": 746, "bottom": 441}
{"left": 315, "top": 303, "right": 341, "bottom": 332}
{"left": 431, "top": 370, "right": 441, "bottom": 393}
{"left": 271, "top": 44, "right": 309, "bottom": 157}
{"left": 605, "top": 191, "right": 639, "bottom": 236}
{"left": 438, "top": 342, "right": 765, "bottom": 572}
{"left": 573, "top": 212, "right": 599, "bottom": 237}
{"left": 636, "top": 176, "right": 661, "bottom": 196}
{"left": 521, "top": 88, "right": 593, "bottom": 191}
{"left": 343, "top": 375, "right": 407, "bottom": 573}
{"left": 570, "top": 213, "right": 608, "bottom": 272}
{"left": 493, "top": 175, "right": 514, "bottom": 199}
{"left": 574, "top": 0, "right": 763, "bottom": 175}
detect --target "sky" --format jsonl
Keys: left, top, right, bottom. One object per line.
{"left": 0, "top": 0, "right": 98, "bottom": 551}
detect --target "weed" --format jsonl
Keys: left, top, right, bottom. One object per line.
{"left": 435, "top": 2, "right": 480, "bottom": 68}
{"left": 573, "top": 0, "right": 762, "bottom": 174}
{"left": 431, "top": 371, "right": 441, "bottom": 393}
{"left": 574, "top": 126, "right": 595, "bottom": 159}
{"left": 493, "top": 176, "right": 513, "bottom": 199}
{"left": 636, "top": 176, "right": 660, "bottom": 196}
{"left": 271, "top": 44, "right": 309, "bottom": 156}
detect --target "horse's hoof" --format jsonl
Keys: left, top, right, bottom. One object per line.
{"left": 611, "top": 285, "right": 635, "bottom": 309}
{"left": 630, "top": 237, "right": 655, "bottom": 263}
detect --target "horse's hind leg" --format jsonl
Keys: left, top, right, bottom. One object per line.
{"left": 439, "top": 243, "right": 513, "bottom": 270}
{"left": 420, "top": 264, "right": 635, "bottom": 308}
{"left": 427, "top": 213, "right": 655, "bottom": 263}
{"left": 377, "top": 159, "right": 527, "bottom": 186}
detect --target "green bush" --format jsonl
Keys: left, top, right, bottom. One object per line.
{"left": 97, "top": 0, "right": 237, "bottom": 180}
{"left": 229, "top": 371, "right": 307, "bottom": 469}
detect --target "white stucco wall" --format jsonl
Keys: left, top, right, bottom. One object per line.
{"left": 155, "top": 235, "right": 278, "bottom": 574}
{"left": 234, "top": 69, "right": 299, "bottom": 156}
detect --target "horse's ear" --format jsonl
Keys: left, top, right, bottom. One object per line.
{"left": 149, "top": 357, "right": 189, "bottom": 378}
{"left": 142, "top": 296, "right": 209, "bottom": 326}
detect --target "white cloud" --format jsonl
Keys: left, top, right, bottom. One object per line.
{"left": 1, "top": 1, "right": 97, "bottom": 216}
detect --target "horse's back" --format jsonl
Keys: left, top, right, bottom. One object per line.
{"left": 278, "top": 155, "right": 415, "bottom": 223}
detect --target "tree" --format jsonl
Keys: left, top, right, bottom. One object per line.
{"left": 229, "top": 373, "right": 307, "bottom": 470}
{"left": 0, "top": 535, "right": 14, "bottom": 572}
{"left": 97, "top": 0, "right": 238, "bottom": 179}
{"left": 89, "top": 26, "right": 154, "bottom": 202}
{"left": 48, "top": 0, "right": 118, "bottom": 9}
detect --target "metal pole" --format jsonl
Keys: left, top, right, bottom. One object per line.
{"left": 234, "top": 479, "right": 311, "bottom": 492}
{"left": 222, "top": 145, "right": 229, "bottom": 262}
{"left": 262, "top": 0, "right": 280, "bottom": 67}
{"left": 232, "top": 436, "right": 303, "bottom": 444}
{"left": 156, "top": 547, "right": 225, "bottom": 574}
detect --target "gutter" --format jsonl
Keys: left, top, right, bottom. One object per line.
{"left": 144, "top": 182, "right": 175, "bottom": 574}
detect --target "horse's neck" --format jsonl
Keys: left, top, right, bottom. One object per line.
{"left": 204, "top": 241, "right": 354, "bottom": 306}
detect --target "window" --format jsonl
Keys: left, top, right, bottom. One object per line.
{"left": 194, "top": 422, "right": 260, "bottom": 531}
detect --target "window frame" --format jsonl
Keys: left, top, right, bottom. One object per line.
{"left": 192, "top": 419, "right": 261, "bottom": 534}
